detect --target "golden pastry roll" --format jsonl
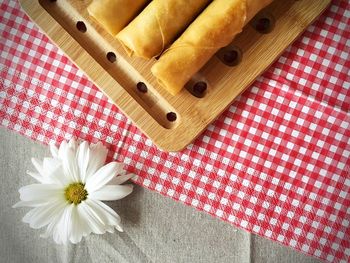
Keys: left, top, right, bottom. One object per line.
{"left": 87, "top": 0, "right": 149, "bottom": 36}
{"left": 152, "top": 0, "right": 273, "bottom": 95}
{"left": 116, "top": 0, "right": 211, "bottom": 59}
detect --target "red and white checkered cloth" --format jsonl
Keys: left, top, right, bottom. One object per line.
{"left": 1, "top": 0, "right": 349, "bottom": 262}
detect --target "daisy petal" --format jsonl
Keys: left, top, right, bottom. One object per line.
{"left": 81, "top": 220, "right": 92, "bottom": 238}
{"left": 115, "top": 224, "right": 124, "bottom": 232}
{"left": 68, "top": 138, "right": 77, "bottom": 151}
{"left": 88, "top": 199, "right": 123, "bottom": 232}
{"left": 41, "top": 219, "right": 57, "bottom": 239}
{"left": 58, "top": 140, "right": 68, "bottom": 160}
{"left": 40, "top": 205, "right": 66, "bottom": 239}
{"left": 109, "top": 173, "right": 135, "bottom": 185}
{"left": 26, "top": 171, "right": 48, "bottom": 184}
{"left": 69, "top": 206, "right": 83, "bottom": 244}
{"left": 85, "top": 199, "right": 121, "bottom": 226}
{"left": 89, "top": 184, "right": 133, "bottom": 201}
{"left": 31, "top": 158, "right": 44, "bottom": 176}
{"left": 94, "top": 199, "right": 122, "bottom": 221}
{"left": 42, "top": 158, "right": 68, "bottom": 186}
{"left": 13, "top": 200, "right": 49, "bottom": 208}
{"left": 19, "top": 184, "right": 63, "bottom": 202}
{"left": 61, "top": 145, "right": 80, "bottom": 183}
{"left": 64, "top": 205, "right": 74, "bottom": 244}
{"left": 85, "top": 142, "right": 108, "bottom": 181}
{"left": 49, "top": 143, "right": 59, "bottom": 158}
{"left": 75, "top": 207, "right": 92, "bottom": 238}
{"left": 106, "top": 226, "right": 115, "bottom": 233}
{"left": 53, "top": 205, "right": 73, "bottom": 244}
{"left": 85, "top": 162, "right": 123, "bottom": 193}
{"left": 22, "top": 209, "right": 36, "bottom": 224}
{"left": 71, "top": 204, "right": 93, "bottom": 243}
{"left": 42, "top": 157, "right": 61, "bottom": 169}
{"left": 78, "top": 201, "right": 106, "bottom": 234}
{"left": 76, "top": 141, "right": 90, "bottom": 183}
{"left": 29, "top": 158, "right": 64, "bottom": 185}
{"left": 28, "top": 200, "right": 67, "bottom": 229}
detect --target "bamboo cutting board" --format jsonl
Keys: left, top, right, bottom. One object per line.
{"left": 19, "top": 0, "right": 331, "bottom": 151}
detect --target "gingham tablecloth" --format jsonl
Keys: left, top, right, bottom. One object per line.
{"left": 1, "top": 1, "right": 349, "bottom": 262}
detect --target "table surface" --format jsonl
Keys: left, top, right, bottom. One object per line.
{"left": 0, "top": 127, "right": 321, "bottom": 263}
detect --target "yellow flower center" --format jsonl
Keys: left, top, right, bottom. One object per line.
{"left": 64, "top": 183, "right": 88, "bottom": 205}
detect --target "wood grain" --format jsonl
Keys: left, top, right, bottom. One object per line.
{"left": 19, "top": 0, "right": 331, "bottom": 151}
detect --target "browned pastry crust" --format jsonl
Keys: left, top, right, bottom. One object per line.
{"left": 87, "top": 0, "right": 149, "bottom": 36}
{"left": 117, "top": 0, "right": 211, "bottom": 59}
{"left": 152, "top": 0, "right": 273, "bottom": 95}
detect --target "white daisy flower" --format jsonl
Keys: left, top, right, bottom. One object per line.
{"left": 13, "top": 139, "right": 134, "bottom": 244}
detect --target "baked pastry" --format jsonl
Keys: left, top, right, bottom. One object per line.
{"left": 87, "top": 0, "right": 149, "bottom": 35}
{"left": 151, "top": 0, "right": 273, "bottom": 95}
{"left": 116, "top": 0, "right": 211, "bottom": 59}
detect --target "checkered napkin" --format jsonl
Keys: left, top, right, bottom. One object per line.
{"left": 1, "top": 1, "right": 349, "bottom": 262}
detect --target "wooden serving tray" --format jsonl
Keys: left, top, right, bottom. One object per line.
{"left": 19, "top": 0, "right": 331, "bottom": 151}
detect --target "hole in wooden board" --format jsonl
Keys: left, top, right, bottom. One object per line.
{"left": 252, "top": 13, "right": 275, "bottom": 34}
{"left": 223, "top": 50, "right": 239, "bottom": 64}
{"left": 255, "top": 18, "right": 271, "bottom": 32}
{"left": 49, "top": 0, "right": 56, "bottom": 2}
{"left": 76, "top": 21, "right": 87, "bottom": 33}
{"left": 192, "top": 81, "right": 207, "bottom": 98}
{"left": 106, "top": 52, "right": 117, "bottom": 63}
{"left": 136, "top": 82, "right": 148, "bottom": 93}
{"left": 166, "top": 112, "right": 177, "bottom": 122}
{"left": 216, "top": 46, "right": 242, "bottom": 67}
{"left": 185, "top": 79, "right": 209, "bottom": 98}
{"left": 134, "top": 81, "right": 179, "bottom": 129}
